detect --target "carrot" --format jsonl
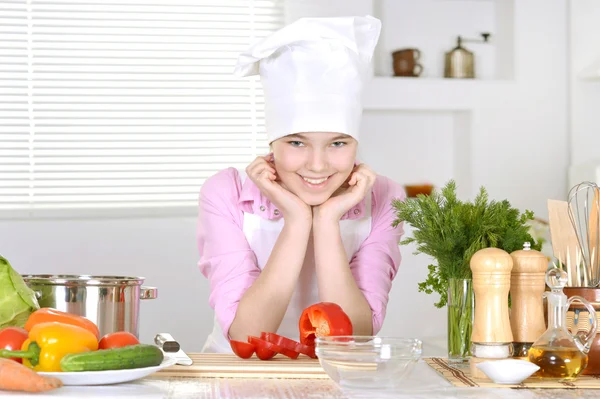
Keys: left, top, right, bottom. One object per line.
{"left": 0, "top": 358, "right": 63, "bottom": 393}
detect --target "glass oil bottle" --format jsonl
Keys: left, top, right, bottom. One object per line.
{"left": 528, "top": 268, "right": 598, "bottom": 380}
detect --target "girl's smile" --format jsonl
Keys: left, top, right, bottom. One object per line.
{"left": 299, "top": 174, "right": 332, "bottom": 189}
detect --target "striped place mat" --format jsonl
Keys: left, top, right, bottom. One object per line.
{"left": 155, "top": 353, "right": 328, "bottom": 379}
{"left": 424, "top": 357, "right": 600, "bottom": 389}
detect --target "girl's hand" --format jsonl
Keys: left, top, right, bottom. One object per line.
{"left": 246, "top": 155, "right": 312, "bottom": 223}
{"left": 313, "top": 163, "right": 376, "bottom": 223}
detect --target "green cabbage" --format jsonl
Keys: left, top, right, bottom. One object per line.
{"left": 0, "top": 255, "right": 40, "bottom": 328}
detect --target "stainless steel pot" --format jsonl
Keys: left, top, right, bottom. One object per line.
{"left": 21, "top": 274, "right": 157, "bottom": 338}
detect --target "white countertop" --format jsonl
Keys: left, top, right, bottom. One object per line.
{"left": 3, "top": 360, "right": 600, "bottom": 399}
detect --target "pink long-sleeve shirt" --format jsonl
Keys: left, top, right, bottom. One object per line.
{"left": 197, "top": 167, "right": 405, "bottom": 339}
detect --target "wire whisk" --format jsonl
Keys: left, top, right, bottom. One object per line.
{"left": 567, "top": 181, "right": 600, "bottom": 287}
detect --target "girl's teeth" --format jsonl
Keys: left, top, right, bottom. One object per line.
{"left": 303, "top": 177, "right": 327, "bottom": 185}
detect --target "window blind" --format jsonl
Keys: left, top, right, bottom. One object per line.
{"left": 0, "top": 0, "right": 282, "bottom": 215}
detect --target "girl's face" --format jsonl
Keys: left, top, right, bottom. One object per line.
{"left": 271, "top": 132, "right": 357, "bottom": 206}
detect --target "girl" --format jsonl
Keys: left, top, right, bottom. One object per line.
{"left": 197, "top": 15, "right": 405, "bottom": 353}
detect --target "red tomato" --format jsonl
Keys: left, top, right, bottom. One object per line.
{"left": 298, "top": 302, "right": 353, "bottom": 346}
{"left": 0, "top": 327, "right": 28, "bottom": 363}
{"left": 261, "top": 332, "right": 316, "bottom": 359}
{"left": 230, "top": 340, "right": 255, "bottom": 359}
{"left": 247, "top": 336, "right": 278, "bottom": 360}
{"left": 98, "top": 331, "right": 140, "bottom": 349}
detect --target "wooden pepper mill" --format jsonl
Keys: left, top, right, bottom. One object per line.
{"left": 470, "top": 247, "right": 514, "bottom": 380}
{"left": 509, "top": 242, "right": 548, "bottom": 359}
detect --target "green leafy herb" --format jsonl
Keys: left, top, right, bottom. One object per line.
{"left": 392, "top": 180, "right": 540, "bottom": 308}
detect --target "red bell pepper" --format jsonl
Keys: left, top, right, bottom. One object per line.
{"left": 249, "top": 336, "right": 299, "bottom": 359}
{"left": 229, "top": 302, "right": 352, "bottom": 360}
{"left": 247, "top": 337, "right": 277, "bottom": 360}
{"left": 298, "top": 302, "right": 353, "bottom": 346}
{"left": 230, "top": 334, "right": 306, "bottom": 360}
{"left": 261, "top": 332, "right": 316, "bottom": 359}
{"left": 230, "top": 340, "right": 255, "bottom": 359}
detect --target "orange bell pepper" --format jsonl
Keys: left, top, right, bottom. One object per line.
{"left": 24, "top": 308, "right": 100, "bottom": 340}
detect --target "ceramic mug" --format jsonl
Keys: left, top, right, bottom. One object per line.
{"left": 392, "top": 48, "right": 423, "bottom": 77}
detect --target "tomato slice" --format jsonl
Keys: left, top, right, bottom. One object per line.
{"left": 230, "top": 340, "right": 255, "bottom": 359}
{"left": 247, "top": 336, "right": 276, "bottom": 360}
{"left": 261, "top": 332, "right": 316, "bottom": 359}
{"left": 298, "top": 302, "right": 353, "bottom": 346}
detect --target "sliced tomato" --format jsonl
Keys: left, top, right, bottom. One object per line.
{"left": 247, "top": 336, "right": 276, "bottom": 360}
{"left": 261, "top": 332, "right": 316, "bottom": 359}
{"left": 298, "top": 302, "right": 353, "bottom": 346}
{"left": 230, "top": 340, "right": 255, "bottom": 359}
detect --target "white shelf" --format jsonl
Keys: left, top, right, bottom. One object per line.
{"left": 362, "top": 76, "right": 515, "bottom": 111}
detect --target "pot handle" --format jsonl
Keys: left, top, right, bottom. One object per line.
{"left": 140, "top": 286, "right": 158, "bottom": 300}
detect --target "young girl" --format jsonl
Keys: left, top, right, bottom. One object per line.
{"left": 197, "top": 15, "right": 405, "bottom": 353}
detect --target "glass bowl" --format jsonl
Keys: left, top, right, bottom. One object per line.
{"left": 315, "top": 336, "right": 422, "bottom": 390}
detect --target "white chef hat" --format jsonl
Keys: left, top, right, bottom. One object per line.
{"left": 233, "top": 15, "right": 381, "bottom": 143}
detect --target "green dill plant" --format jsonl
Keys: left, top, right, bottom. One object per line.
{"left": 392, "top": 180, "right": 541, "bottom": 308}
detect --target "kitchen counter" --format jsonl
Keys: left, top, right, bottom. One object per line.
{"left": 3, "top": 360, "right": 600, "bottom": 399}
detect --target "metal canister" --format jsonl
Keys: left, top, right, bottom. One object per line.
{"left": 444, "top": 36, "right": 475, "bottom": 79}
{"left": 21, "top": 274, "right": 157, "bottom": 338}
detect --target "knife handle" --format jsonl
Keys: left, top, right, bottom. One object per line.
{"left": 154, "top": 333, "right": 181, "bottom": 353}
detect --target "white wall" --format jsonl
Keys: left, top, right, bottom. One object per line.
{"left": 470, "top": 0, "right": 568, "bottom": 217}
{"left": 358, "top": 0, "right": 568, "bottom": 346}
{"left": 0, "top": 0, "right": 569, "bottom": 355}
{"left": 569, "top": 0, "right": 600, "bottom": 178}
{"left": 0, "top": 216, "right": 207, "bottom": 350}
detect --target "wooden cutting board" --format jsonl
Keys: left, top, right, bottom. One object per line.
{"left": 155, "top": 353, "right": 329, "bottom": 379}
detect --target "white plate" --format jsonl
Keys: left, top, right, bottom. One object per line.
{"left": 37, "top": 355, "right": 177, "bottom": 386}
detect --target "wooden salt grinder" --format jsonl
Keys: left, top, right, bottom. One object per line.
{"left": 470, "top": 248, "right": 514, "bottom": 379}
{"left": 509, "top": 242, "right": 548, "bottom": 359}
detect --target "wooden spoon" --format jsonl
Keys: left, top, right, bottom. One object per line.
{"left": 548, "top": 199, "right": 581, "bottom": 286}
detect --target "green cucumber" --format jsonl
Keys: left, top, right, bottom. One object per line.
{"left": 60, "top": 344, "right": 164, "bottom": 372}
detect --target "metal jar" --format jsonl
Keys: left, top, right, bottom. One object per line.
{"left": 22, "top": 274, "right": 157, "bottom": 338}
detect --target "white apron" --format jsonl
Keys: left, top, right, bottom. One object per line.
{"left": 201, "top": 172, "right": 372, "bottom": 353}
